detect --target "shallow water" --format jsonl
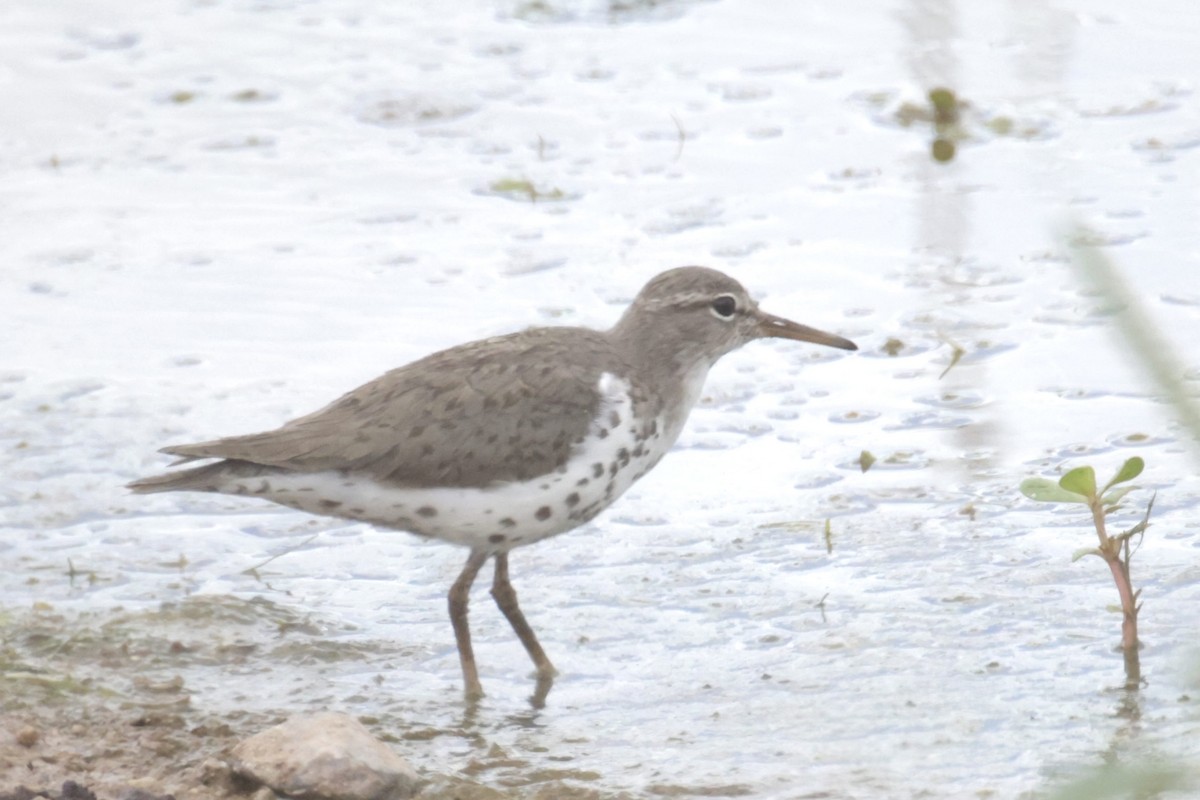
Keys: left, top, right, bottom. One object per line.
{"left": 3, "top": 0, "right": 1200, "bottom": 797}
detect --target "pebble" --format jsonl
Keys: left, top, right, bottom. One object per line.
{"left": 229, "top": 712, "right": 420, "bottom": 800}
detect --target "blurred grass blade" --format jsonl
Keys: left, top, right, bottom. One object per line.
{"left": 1067, "top": 226, "right": 1200, "bottom": 463}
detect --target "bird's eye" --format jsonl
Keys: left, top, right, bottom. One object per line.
{"left": 710, "top": 295, "right": 737, "bottom": 319}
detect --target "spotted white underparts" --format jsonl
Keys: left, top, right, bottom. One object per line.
{"left": 219, "top": 372, "right": 685, "bottom": 553}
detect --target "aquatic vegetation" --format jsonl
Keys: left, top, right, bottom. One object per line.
{"left": 1020, "top": 457, "right": 1151, "bottom": 686}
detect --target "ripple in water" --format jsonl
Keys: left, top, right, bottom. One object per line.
{"left": 840, "top": 450, "right": 929, "bottom": 471}
{"left": 886, "top": 411, "right": 973, "bottom": 430}
{"left": 828, "top": 409, "right": 881, "bottom": 424}
{"left": 1107, "top": 431, "right": 1174, "bottom": 448}
{"left": 914, "top": 390, "right": 989, "bottom": 410}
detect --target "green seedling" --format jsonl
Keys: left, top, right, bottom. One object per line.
{"left": 1020, "top": 456, "right": 1152, "bottom": 685}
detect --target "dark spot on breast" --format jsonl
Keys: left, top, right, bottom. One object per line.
{"left": 592, "top": 463, "right": 604, "bottom": 479}
{"left": 500, "top": 517, "right": 516, "bottom": 528}
{"left": 489, "top": 533, "right": 506, "bottom": 544}
{"left": 318, "top": 499, "right": 342, "bottom": 510}
{"left": 632, "top": 443, "right": 645, "bottom": 457}
{"left": 417, "top": 506, "right": 437, "bottom": 518}
{"left": 535, "top": 506, "right": 552, "bottom": 521}
{"left": 617, "top": 447, "right": 630, "bottom": 466}
{"left": 609, "top": 410, "right": 621, "bottom": 428}
{"left": 597, "top": 428, "right": 609, "bottom": 439}
{"left": 566, "top": 492, "right": 580, "bottom": 507}
{"left": 576, "top": 477, "right": 590, "bottom": 487}
{"left": 410, "top": 425, "right": 425, "bottom": 438}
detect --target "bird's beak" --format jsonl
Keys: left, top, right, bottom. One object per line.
{"left": 756, "top": 310, "right": 858, "bottom": 351}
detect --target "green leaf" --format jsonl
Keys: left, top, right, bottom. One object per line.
{"left": 1072, "top": 547, "right": 1104, "bottom": 562}
{"left": 1059, "top": 466, "right": 1097, "bottom": 499}
{"left": 1100, "top": 485, "right": 1135, "bottom": 507}
{"left": 1102, "top": 456, "right": 1144, "bottom": 493}
{"left": 1020, "top": 478, "right": 1089, "bottom": 504}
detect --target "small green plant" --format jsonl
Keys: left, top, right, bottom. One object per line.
{"left": 1020, "top": 457, "right": 1153, "bottom": 686}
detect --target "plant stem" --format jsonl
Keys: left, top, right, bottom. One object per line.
{"left": 1090, "top": 500, "right": 1140, "bottom": 662}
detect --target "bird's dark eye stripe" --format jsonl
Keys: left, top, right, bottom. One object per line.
{"left": 711, "top": 295, "right": 737, "bottom": 317}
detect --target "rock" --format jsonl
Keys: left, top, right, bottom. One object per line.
{"left": 228, "top": 712, "right": 420, "bottom": 800}
{"left": 198, "top": 757, "right": 236, "bottom": 793}
{"left": 59, "top": 783, "right": 96, "bottom": 800}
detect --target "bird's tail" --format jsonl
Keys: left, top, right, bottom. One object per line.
{"left": 127, "top": 459, "right": 274, "bottom": 494}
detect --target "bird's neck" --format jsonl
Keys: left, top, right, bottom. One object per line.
{"left": 609, "top": 313, "right": 716, "bottom": 427}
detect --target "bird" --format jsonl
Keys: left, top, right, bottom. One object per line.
{"left": 128, "top": 266, "right": 857, "bottom": 701}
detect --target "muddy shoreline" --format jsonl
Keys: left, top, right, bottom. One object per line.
{"left": 0, "top": 602, "right": 629, "bottom": 800}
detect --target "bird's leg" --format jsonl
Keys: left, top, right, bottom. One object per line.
{"left": 448, "top": 549, "right": 490, "bottom": 700}
{"left": 490, "top": 552, "right": 558, "bottom": 683}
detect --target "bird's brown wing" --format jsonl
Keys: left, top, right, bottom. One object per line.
{"left": 161, "top": 328, "right": 625, "bottom": 489}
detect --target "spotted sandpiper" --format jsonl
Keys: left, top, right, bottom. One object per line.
{"left": 129, "top": 266, "right": 856, "bottom": 700}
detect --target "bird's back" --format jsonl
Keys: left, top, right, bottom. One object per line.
{"left": 131, "top": 325, "right": 645, "bottom": 492}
